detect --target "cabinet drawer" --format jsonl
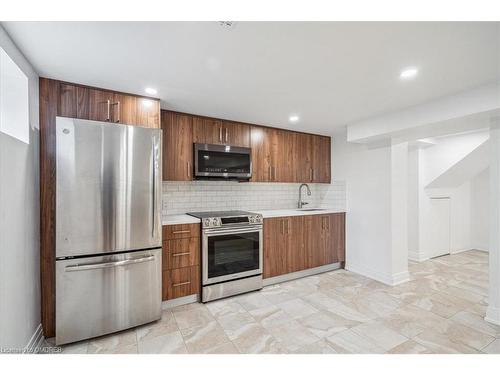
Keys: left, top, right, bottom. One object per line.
{"left": 162, "top": 238, "right": 200, "bottom": 270}
{"left": 162, "top": 223, "right": 200, "bottom": 240}
{"left": 163, "top": 265, "right": 200, "bottom": 300}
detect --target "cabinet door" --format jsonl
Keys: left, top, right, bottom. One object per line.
{"left": 305, "top": 215, "right": 327, "bottom": 268}
{"left": 162, "top": 237, "right": 200, "bottom": 270}
{"left": 193, "top": 116, "right": 224, "bottom": 144}
{"left": 58, "top": 83, "right": 77, "bottom": 118}
{"left": 263, "top": 217, "right": 288, "bottom": 278}
{"left": 286, "top": 216, "right": 306, "bottom": 273}
{"left": 294, "top": 133, "right": 313, "bottom": 183}
{"left": 136, "top": 98, "right": 160, "bottom": 128}
{"left": 163, "top": 265, "right": 200, "bottom": 300}
{"left": 250, "top": 126, "right": 273, "bottom": 182}
{"left": 161, "top": 111, "right": 193, "bottom": 181}
{"left": 274, "top": 130, "right": 295, "bottom": 182}
{"left": 89, "top": 89, "right": 114, "bottom": 122}
{"left": 111, "top": 93, "right": 137, "bottom": 125}
{"left": 223, "top": 121, "right": 250, "bottom": 147}
{"left": 312, "top": 135, "right": 331, "bottom": 183}
{"left": 325, "top": 213, "right": 345, "bottom": 263}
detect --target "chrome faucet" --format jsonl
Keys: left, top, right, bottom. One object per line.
{"left": 298, "top": 183, "right": 312, "bottom": 209}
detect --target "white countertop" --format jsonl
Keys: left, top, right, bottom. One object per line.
{"left": 162, "top": 214, "right": 200, "bottom": 225}
{"left": 162, "top": 208, "right": 345, "bottom": 225}
{"left": 253, "top": 208, "right": 346, "bottom": 218}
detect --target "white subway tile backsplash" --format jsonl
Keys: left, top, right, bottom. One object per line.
{"left": 161, "top": 180, "right": 346, "bottom": 218}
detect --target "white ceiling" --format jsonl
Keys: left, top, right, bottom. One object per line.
{"left": 3, "top": 21, "right": 499, "bottom": 135}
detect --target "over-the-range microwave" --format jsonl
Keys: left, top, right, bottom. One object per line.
{"left": 194, "top": 143, "right": 252, "bottom": 180}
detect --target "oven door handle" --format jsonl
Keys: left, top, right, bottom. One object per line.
{"left": 203, "top": 226, "right": 263, "bottom": 235}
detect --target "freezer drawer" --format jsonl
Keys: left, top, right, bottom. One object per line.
{"left": 56, "top": 248, "right": 162, "bottom": 345}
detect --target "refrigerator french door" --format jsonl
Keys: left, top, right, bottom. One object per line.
{"left": 55, "top": 117, "right": 162, "bottom": 345}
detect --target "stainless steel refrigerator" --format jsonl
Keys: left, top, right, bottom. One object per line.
{"left": 55, "top": 117, "right": 162, "bottom": 345}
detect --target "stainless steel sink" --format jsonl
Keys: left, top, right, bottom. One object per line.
{"left": 296, "top": 208, "right": 326, "bottom": 212}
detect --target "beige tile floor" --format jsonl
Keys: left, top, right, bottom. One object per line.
{"left": 55, "top": 250, "right": 500, "bottom": 354}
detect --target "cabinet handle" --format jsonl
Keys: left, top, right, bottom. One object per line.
{"left": 172, "top": 252, "right": 191, "bottom": 257}
{"left": 115, "top": 101, "right": 121, "bottom": 123}
{"left": 268, "top": 166, "right": 272, "bottom": 181}
{"left": 172, "top": 230, "right": 190, "bottom": 234}
{"left": 312, "top": 169, "right": 315, "bottom": 181}
{"left": 310, "top": 168, "right": 313, "bottom": 182}
{"left": 225, "top": 128, "right": 228, "bottom": 143}
{"left": 219, "top": 127, "right": 223, "bottom": 142}
{"left": 106, "top": 99, "right": 111, "bottom": 121}
{"left": 172, "top": 281, "right": 191, "bottom": 287}
{"left": 286, "top": 220, "right": 290, "bottom": 235}
{"left": 187, "top": 162, "right": 191, "bottom": 178}
{"left": 280, "top": 220, "right": 284, "bottom": 235}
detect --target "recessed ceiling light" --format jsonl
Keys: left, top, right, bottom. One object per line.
{"left": 400, "top": 67, "right": 418, "bottom": 80}
{"left": 289, "top": 115, "right": 299, "bottom": 123}
{"left": 145, "top": 87, "right": 157, "bottom": 95}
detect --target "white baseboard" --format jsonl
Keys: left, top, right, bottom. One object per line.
{"left": 346, "top": 262, "right": 409, "bottom": 286}
{"left": 24, "top": 324, "right": 44, "bottom": 354}
{"left": 473, "top": 247, "right": 489, "bottom": 253}
{"left": 408, "top": 251, "right": 429, "bottom": 263}
{"left": 162, "top": 294, "right": 199, "bottom": 309}
{"left": 485, "top": 306, "right": 500, "bottom": 326}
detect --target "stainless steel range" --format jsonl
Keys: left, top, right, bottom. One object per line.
{"left": 187, "top": 210, "right": 263, "bottom": 302}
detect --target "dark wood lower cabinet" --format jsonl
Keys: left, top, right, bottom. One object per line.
{"left": 264, "top": 213, "right": 345, "bottom": 279}
{"left": 305, "top": 214, "right": 327, "bottom": 269}
{"left": 162, "top": 223, "right": 201, "bottom": 301}
{"left": 263, "top": 217, "right": 288, "bottom": 278}
{"left": 163, "top": 266, "right": 200, "bottom": 300}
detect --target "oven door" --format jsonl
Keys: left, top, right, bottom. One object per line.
{"left": 202, "top": 225, "right": 262, "bottom": 285}
{"left": 194, "top": 143, "right": 252, "bottom": 179}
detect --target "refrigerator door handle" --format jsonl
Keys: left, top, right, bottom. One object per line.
{"left": 65, "top": 255, "right": 155, "bottom": 272}
{"left": 151, "top": 137, "right": 156, "bottom": 238}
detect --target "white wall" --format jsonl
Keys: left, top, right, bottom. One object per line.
{"left": 408, "top": 147, "right": 420, "bottom": 259}
{"left": 413, "top": 131, "right": 489, "bottom": 260}
{"left": 0, "top": 26, "right": 40, "bottom": 350}
{"left": 471, "top": 168, "right": 490, "bottom": 251}
{"left": 332, "top": 131, "right": 398, "bottom": 284}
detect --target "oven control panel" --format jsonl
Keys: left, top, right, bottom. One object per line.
{"left": 202, "top": 217, "right": 222, "bottom": 228}
{"left": 201, "top": 214, "right": 263, "bottom": 228}
{"left": 248, "top": 214, "right": 263, "bottom": 224}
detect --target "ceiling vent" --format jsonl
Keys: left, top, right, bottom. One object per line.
{"left": 218, "top": 21, "right": 237, "bottom": 30}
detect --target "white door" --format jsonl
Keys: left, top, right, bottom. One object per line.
{"left": 428, "top": 198, "right": 451, "bottom": 258}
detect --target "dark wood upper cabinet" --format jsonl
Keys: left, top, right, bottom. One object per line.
{"left": 250, "top": 126, "right": 274, "bottom": 182}
{"left": 161, "top": 110, "right": 193, "bottom": 181}
{"left": 273, "top": 129, "right": 295, "bottom": 183}
{"left": 222, "top": 121, "right": 250, "bottom": 147}
{"left": 192, "top": 117, "right": 250, "bottom": 147}
{"left": 88, "top": 88, "right": 115, "bottom": 122}
{"left": 58, "top": 83, "right": 77, "bottom": 118}
{"left": 56, "top": 81, "right": 160, "bottom": 128}
{"left": 136, "top": 97, "right": 160, "bottom": 128}
{"left": 293, "top": 133, "right": 313, "bottom": 183}
{"left": 112, "top": 93, "right": 137, "bottom": 125}
{"left": 192, "top": 116, "right": 224, "bottom": 144}
{"left": 312, "top": 135, "right": 331, "bottom": 183}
